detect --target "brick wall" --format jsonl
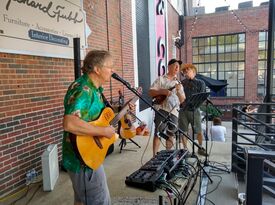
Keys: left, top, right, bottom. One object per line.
{"left": 0, "top": 54, "right": 73, "bottom": 195}
{"left": 182, "top": 6, "right": 268, "bottom": 109}
{"left": 167, "top": 2, "right": 181, "bottom": 60}
{"left": 0, "top": 0, "right": 134, "bottom": 197}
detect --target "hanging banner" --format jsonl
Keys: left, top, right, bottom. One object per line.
{"left": 155, "top": 0, "right": 166, "bottom": 76}
{"left": 0, "top": 0, "right": 88, "bottom": 59}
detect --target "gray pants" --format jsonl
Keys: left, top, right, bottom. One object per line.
{"left": 178, "top": 109, "right": 202, "bottom": 134}
{"left": 68, "top": 165, "right": 111, "bottom": 205}
{"left": 154, "top": 109, "right": 178, "bottom": 137}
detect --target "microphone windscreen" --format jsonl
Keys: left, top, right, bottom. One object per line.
{"left": 111, "top": 72, "right": 119, "bottom": 79}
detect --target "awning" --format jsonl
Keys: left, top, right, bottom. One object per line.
{"left": 196, "top": 74, "right": 228, "bottom": 92}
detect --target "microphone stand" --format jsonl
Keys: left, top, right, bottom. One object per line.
{"left": 203, "top": 99, "right": 230, "bottom": 173}
{"left": 111, "top": 73, "right": 202, "bottom": 150}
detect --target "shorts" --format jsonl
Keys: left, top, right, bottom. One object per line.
{"left": 68, "top": 165, "right": 111, "bottom": 205}
{"left": 178, "top": 109, "right": 202, "bottom": 134}
{"left": 154, "top": 109, "right": 178, "bottom": 137}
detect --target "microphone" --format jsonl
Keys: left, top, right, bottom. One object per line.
{"left": 111, "top": 73, "right": 131, "bottom": 87}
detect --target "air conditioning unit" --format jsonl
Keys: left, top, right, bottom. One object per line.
{"left": 41, "top": 144, "right": 59, "bottom": 191}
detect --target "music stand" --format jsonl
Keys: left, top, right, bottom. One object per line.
{"left": 181, "top": 92, "right": 210, "bottom": 156}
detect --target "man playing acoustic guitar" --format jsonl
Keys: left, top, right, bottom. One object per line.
{"left": 62, "top": 50, "right": 116, "bottom": 205}
{"left": 149, "top": 59, "right": 186, "bottom": 156}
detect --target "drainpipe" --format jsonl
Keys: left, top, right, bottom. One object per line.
{"left": 265, "top": 0, "right": 275, "bottom": 103}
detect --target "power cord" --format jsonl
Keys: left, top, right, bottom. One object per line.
{"left": 6, "top": 179, "right": 42, "bottom": 205}
{"left": 25, "top": 184, "right": 42, "bottom": 205}
{"left": 8, "top": 186, "right": 30, "bottom": 205}
{"left": 140, "top": 116, "right": 154, "bottom": 166}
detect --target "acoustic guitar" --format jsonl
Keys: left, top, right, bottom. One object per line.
{"left": 152, "top": 80, "right": 183, "bottom": 105}
{"left": 76, "top": 89, "right": 141, "bottom": 170}
{"left": 119, "top": 88, "right": 142, "bottom": 139}
{"left": 120, "top": 113, "right": 136, "bottom": 139}
{"left": 152, "top": 86, "right": 176, "bottom": 105}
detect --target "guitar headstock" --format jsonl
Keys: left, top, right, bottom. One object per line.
{"left": 118, "top": 88, "right": 124, "bottom": 106}
{"left": 136, "top": 87, "right": 143, "bottom": 95}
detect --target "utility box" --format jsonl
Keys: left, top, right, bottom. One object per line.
{"left": 41, "top": 144, "right": 59, "bottom": 191}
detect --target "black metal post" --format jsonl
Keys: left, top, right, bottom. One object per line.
{"left": 265, "top": 0, "right": 275, "bottom": 103}
{"left": 73, "top": 38, "right": 81, "bottom": 80}
{"left": 246, "top": 152, "right": 264, "bottom": 205}
{"left": 245, "top": 149, "right": 275, "bottom": 205}
{"left": 231, "top": 106, "right": 238, "bottom": 173}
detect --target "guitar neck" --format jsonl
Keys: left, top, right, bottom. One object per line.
{"left": 168, "top": 86, "right": 176, "bottom": 91}
{"left": 110, "top": 95, "right": 139, "bottom": 126}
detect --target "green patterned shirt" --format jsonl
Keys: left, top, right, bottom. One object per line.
{"left": 62, "top": 73, "right": 105, "bottom": 173}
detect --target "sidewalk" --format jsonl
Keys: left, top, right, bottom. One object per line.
{"left": 3, "top": 121, "right": 235, "bottom": 205}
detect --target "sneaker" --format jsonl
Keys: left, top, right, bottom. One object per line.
{"left": 198, "top": 148, "right": 208, "bottom": 156}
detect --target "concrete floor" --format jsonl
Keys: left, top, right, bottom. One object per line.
{"left": 3, "top": 121, "right": 240, "bottom": 205}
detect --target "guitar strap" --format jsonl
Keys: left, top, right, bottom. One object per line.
{"left": 101, "top": 93, "right": 113, "bottom": 109}
{"left": 101, "top": 93, "right": 115, "bottom": 156}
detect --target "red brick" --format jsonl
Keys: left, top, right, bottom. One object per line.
{"left": 1, "top": 0, "right": 135, "bottom": 196}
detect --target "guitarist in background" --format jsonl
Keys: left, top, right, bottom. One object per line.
{"left": 149, "top": 59, "right": 186, "bottom": 156}
{"left": 62, "top": 50, "right": 115, "bottom": 205}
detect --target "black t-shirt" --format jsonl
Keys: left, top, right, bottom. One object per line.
{"left": 180, "top": 77, "right": 206, "bottom": 111}
{"left": 181, "top": 77, "right": 206, "bottom": 99}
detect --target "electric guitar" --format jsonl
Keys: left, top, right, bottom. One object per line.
{"left": 76, "top": 89, "right": 140, "bottom": 170}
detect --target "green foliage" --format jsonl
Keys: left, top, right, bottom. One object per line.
{"left": 200, "top": 104, "right": 223, "bottom": 118}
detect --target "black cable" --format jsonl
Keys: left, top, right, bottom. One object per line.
{"left": 158, "top": 181, "right": 184, "bottom": 204}
{"left": 164, "top": 189, "right": 173, "bottom": 205}
{"left": 197, "top": 165, "right": 203, "bottom": 205}
{"left": 200, "top": 174, "right": 222, "bottom": 197}
{"left": 185, "top": 160, "right": 197, "bottom": 176}
{"left": 199, "top": 166, "right": 225, "bottom": 204}
{"left": 208, "top": 161, "right": 230, "bottom": 173}
{"left": 180, "top": 171, "right": 193, "bottom": 202}
{"left": 198, "top": 169, "right": 223, "bottom": 205}
{"left": 140, "top": 117, "right": 154, "bottom": 166}
{"left": 182, "top": 164, "right": 200, "bottom": 204}
{"left": 164, "top": 181, "right": 183, "bottom": 203}
{"left": 25, "top": 184, "right": 42, "bottom": 205}
{"left": 208, "top": 121, "right": 214, "bottom": 158}
{"left": 8, "top": 186, "right": 30, "bottom": 205}
{"left": 205, "top": 197, "right": 215, "bottom": 205}
{"left": 84, "top": 167, "right": 88, "bottom": 205}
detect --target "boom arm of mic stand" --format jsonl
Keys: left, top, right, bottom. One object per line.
{"left": 112, "top": 74, "right": 202, "bottom": 149}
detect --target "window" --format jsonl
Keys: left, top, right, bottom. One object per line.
{"left": 192, "top": 33, "right": 245, "bottom": 97}
{"left": 257, "top": 31, "right": 275, "bottom": 96}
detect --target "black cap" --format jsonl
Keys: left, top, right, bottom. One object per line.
{"left": 168, "top": 59, "right": 182, "bottom": 66}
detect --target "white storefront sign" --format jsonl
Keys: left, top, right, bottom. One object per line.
{"left": 0, "top": 0, "right": 88, "bottom": 59}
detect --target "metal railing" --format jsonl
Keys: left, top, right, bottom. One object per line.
{"left": 231, "top": 102, "right": 275, "bottom": 202}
